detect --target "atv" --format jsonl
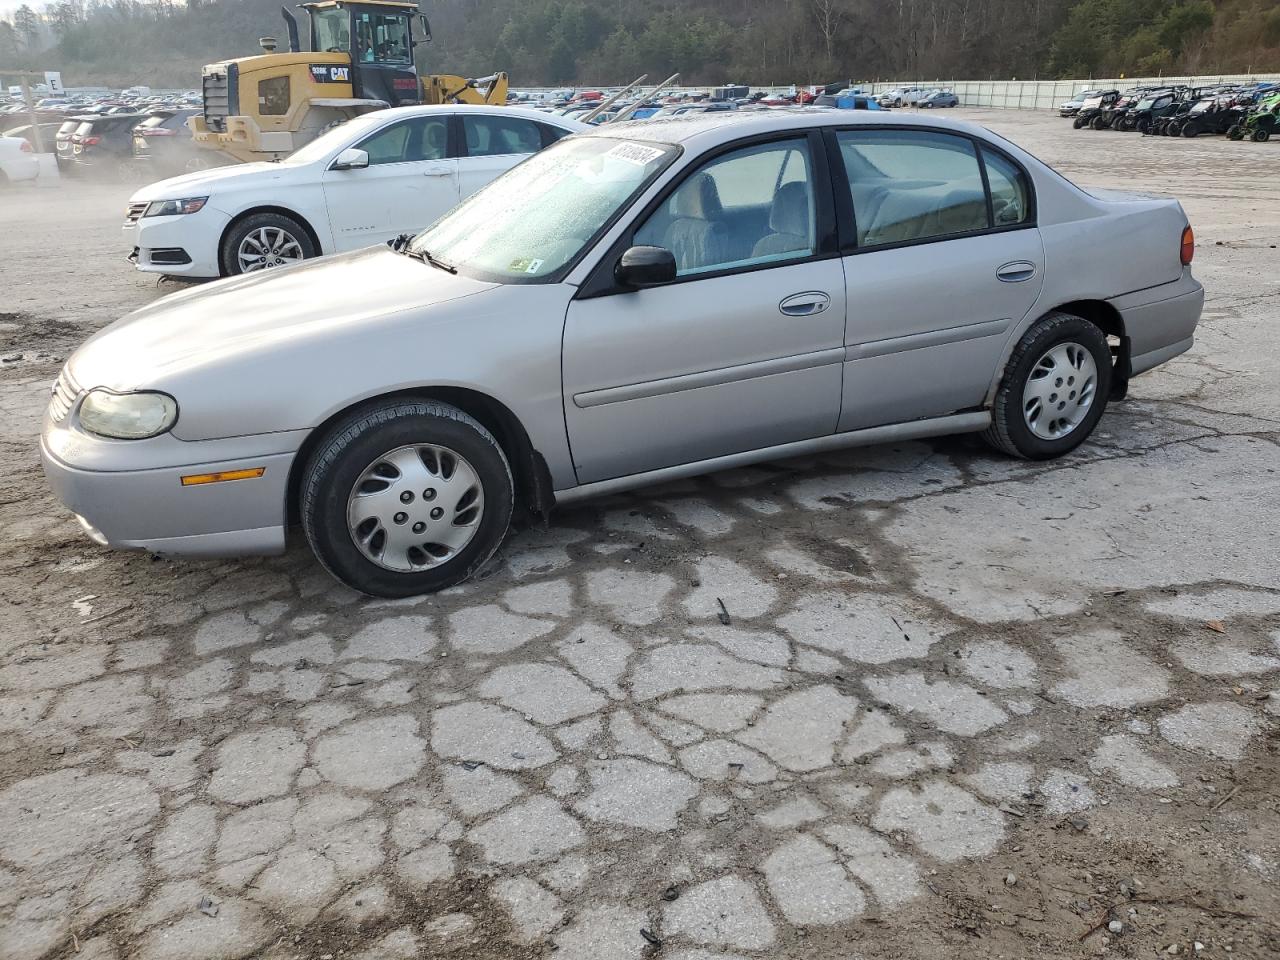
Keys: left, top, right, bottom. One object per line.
{"left": 1122, "top": 89, "right": 1179, "bottom": 133}
{"left": 1092, "top": 88, "right": 1143, "bottom": 130}
{"left": 1227, "top": 92, "right": 1280, "bottom": 142}
{"left": 1177, "top": 96, "right": 1247, "bottom": 137}
{"left": 1073, "top": 89, "right": 1120, "bottom": 129}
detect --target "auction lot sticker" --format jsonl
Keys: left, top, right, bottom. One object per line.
{"left": 606, "top": 142, "right": 667, "bottom": 166}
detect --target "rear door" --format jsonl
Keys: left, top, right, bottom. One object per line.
{"left": 455, "top": 114, "right": 552, "bottom": 201}
{"left": 561, "top": 132, "right": 847, "bottom": 484}
{"left": 830, "top": 126, "right": 1044, "bottom": 431}
{"left": 321, "top": 114, "right": 458, "bottom": 249}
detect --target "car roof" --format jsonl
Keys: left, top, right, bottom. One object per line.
{"left": 361, "top": 103, "right": 589, "bottom": 130}
{"left": 580, "top": 107, "right": 989, "bottom": 149}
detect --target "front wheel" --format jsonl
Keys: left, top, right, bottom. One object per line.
{"left": 220, "top": 212, "right": 316, "bottom": 276}
{"left": 1253, "top": 128, "right": 1271, "bottom": 143}
{"left": 1090, "top": 114, "right": 1108, "bottom": 130}
{"left": 1136, "top": 118, "right": 1151, "bottom": 135}
{"left": 301, "top": 400, "right": 514, "bottom": 597}
{"left": 983, "top": 312, "right": 1112, "bottom": 460}
{"left": 1073, "top": 116, "right": 1087, "bottom": 129}
{"left": 1226, "top": 125, "right": 1244, "bottom": 140}
{"left": 1182, "top": 124, "right": 1199, "bottom": 138}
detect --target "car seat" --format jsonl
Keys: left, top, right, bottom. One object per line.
{"left": 751, "top": 181, "right": 812, "bottom": 258}
{"left": 662, "top": 173, "right": 730, "bottom": 272}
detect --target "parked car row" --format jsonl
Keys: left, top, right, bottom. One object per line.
{"left": 45, "top": 105, "right": 1201, "bottom": 598}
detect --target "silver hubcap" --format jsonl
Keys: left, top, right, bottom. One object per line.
{"left": 1023, "top": 341, "right": 1098, "bottom": 441}
{"left": 346, "top": 444, "right": 484, "bottom": 573}
{"left": 237, "top": 226, "right": 304, "bottom": 272}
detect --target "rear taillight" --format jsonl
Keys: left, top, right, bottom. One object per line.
{"left": 19, "top": 140, "right": 32, "bottom": 153}
{"left": 82, "top": 136, "right": 101, "bottom": 146}
{"left": 142, "top": 128, "right": 176, "bottom": 136}
{"left": 1180, "top": 225, "right": 1195, "bottom": 265}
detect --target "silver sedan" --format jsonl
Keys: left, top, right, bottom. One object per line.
{"left": 42, "top": 110, "right": 1204, "bottom": 596}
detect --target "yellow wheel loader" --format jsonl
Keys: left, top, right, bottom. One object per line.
{"left": 190, "top": 0, "right": 508, "bottom": 163}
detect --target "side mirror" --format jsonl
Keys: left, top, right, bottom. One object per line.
{"left": 331, "top": 147, "right": 369, "bottom": 171}
{"left": 615, "top": 245, "right": 676, "bottom": 289}
{"left": 419, "top": 14, "right": 432, "bottom": 42}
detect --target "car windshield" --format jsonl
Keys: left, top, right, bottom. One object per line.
{"left": 280, "top": 115, "right": 377, "bottom": 164}
{"left": 1136, "top": 98, "right": 1156, "bottom": 110}
{"left": 1190, "top": 100, "right": 1213, "bottom": 113}
{"left": 409, "top": 136, "right": 678, "bottom": 283}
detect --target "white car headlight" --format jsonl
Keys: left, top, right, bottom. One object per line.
{"left": 79, "top": 389, "right": 178, "bottom": 439}
{"left": 144, "top": 197, "right": 208, "bottom": 217}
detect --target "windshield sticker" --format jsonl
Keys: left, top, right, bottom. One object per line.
{"left": 606, "top": 142, "right": 666, "bottom": 166}
{"left": 508, "top": 257, "right": 545, "bottom": 274}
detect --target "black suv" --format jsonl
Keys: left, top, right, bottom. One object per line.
{"left": 70, "top": 114, "right": 147, "bottom": 180}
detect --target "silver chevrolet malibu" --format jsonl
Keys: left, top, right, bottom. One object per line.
{"left": 42, "top": 110, "right": 1204, "bottom": 597}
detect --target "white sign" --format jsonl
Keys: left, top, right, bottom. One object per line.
{"left": 44, "top": 71, "right": 64, "bottom": 95}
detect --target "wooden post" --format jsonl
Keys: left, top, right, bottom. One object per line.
{"left": 19, "top": 76, "right": 44, "bottom": 152}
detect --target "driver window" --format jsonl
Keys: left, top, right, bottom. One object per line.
{"left": 354, "top": 11, "right": 411, "bottom": 64}
{"left": 633, "top": 138, "right": 816, "bottom": 277}
{"left": 356, "top": 117, "right": 448, "bottom": 165}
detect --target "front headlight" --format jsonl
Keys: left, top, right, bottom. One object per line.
{"left": 143, "top": 197, "right": 208, "bottom": 217}
{"left": 79, "top": 389, "right": 178, "bottom": 439}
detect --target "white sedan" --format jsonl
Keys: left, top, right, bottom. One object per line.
{"left": 123, "top": 105, "right": 587, "bottom": 277}
{"left": 0, "top": 134, "right": 39, "bottom": 185}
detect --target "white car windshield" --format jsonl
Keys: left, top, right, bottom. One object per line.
{"left": 409, "top": 136, "right": 678, "bottom": 282}
{"left": 282, "top": 115, "right": 381, "bottom": 164}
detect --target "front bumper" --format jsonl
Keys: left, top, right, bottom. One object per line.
{"left": 123, "top": 207, "right": 229, "bottom": 278}
{"left": 41, "top": 413, "right": 298, "bottom": 559}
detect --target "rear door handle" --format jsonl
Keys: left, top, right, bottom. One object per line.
{"left": 779, "top": 291, "right": 831, "bottom": 317}
{"left": 996, "top": 261, "right": 1037, "bottom": 283}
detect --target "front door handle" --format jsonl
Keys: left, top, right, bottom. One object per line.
{"left": 423, "top": 168, "right": 453, "bottom": 178}
{"left": 996, "top": 261, "right": 1037, "bottom": 283}
{"left": 779, "top": 291, "right": 831, "bottom": 317}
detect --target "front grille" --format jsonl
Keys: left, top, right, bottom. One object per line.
{"left": 203, "top": 70, "right": 231, "bottom": 132}
{"left": 48, "top": 367, "right": 81, "bottom": 422}
{"left": 125, "top": 201, "right": 148, "bottom": 224}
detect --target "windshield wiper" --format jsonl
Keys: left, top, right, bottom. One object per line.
{"left": 391, "top": 233, "right": 457, "bottom": 274}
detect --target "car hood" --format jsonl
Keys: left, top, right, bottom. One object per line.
{"left": 69, "top": 246, "right": 497, "bottom": 395}
{"left": 128, "top": 160, "right": 308, "bottom": 203}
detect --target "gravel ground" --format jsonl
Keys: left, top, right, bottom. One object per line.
{"left": 0, "top": 109, "right": 1278, "bottom": 960}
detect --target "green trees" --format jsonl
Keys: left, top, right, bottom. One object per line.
{"left": 1, "top": 0, "right": 1277, "bottom": 88}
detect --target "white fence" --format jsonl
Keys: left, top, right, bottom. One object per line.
{"left": 521, "top": 73, "right": 1280, "bottom": 111}
{"left": 858, "top": 74, "right": 1280, "bottom": 111}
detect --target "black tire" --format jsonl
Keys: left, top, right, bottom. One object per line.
{"left": 1182, "top": 123, "right": 1199, "bottom": 138}
{"left": 1226, "top": 125, "right": 1244, "bottom": 141}
{"left": 301, "top": 399, "right": 514, "bottom": 597}
{"left": 219, "top": 211, "right": 317, "bottom": 276}
{"left": 1166, "top": 121, "right": 1182, "bottom": 136}
{"left": 1136, "top": 118, "right": 1151, "bottom": 135}
{"left": 983, "top": 312, "right": 1112, "bottom": 461}
{"left": 1253, "top": 128, "right": 1271, "bottom": 143}
{"left": 1090, "top": 114, "right": 1107, "bottom": 130}
{"left": 1072, "top": 116, "right": 1087, "bottom": 129}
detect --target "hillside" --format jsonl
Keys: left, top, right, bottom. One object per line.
{"left": 2, "top": 0, "right": 1279, "bottom": 89}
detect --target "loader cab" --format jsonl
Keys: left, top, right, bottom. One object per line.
{"left": 302, "top": 0, "right": 426, "bottom": 106}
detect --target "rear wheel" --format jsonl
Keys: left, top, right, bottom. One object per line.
{"left": 984, "top": 312, "right": 1112, "bottom": 460}
{"left": 1166, "top": 120, "right": 1182, "bottom": 136}
{"left": 1090, "top": 114, "right": 1107, "bottom": 130}
{"left": 301, "top": 400, "right": 514, "bottom": 597}
{"left": 219, "top": 212, "right": 316, "bottom": 276}
{"left": 1227, "top": 124, "right": 1244, "bottom": 140}
{"left": 1136, "top": 117, "right": 1151, "bottom": 135}
{"left": 1182, "top": 123, "right": 1199, "bottom": 138}
{"left": 1253, "top": 128, "right": 1271, "bottom": 143}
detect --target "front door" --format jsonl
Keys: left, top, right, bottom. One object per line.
{"left": 562, "top": 134, "right": 847, "bottom": 485}
{"left": 322, "top": 114, "right": 458, "bottom": 249}
{"left": 829, "top": 127, "right": 1045, "bottom": 431}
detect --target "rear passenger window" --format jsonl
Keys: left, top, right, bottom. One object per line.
{"left": 463, "top": 115, "right": 543, "bottom": 157}
{"left": 982, "top": 148, "right": 1031, "bottom": 226}
{"left": 837, "top": 130, "right": 988, "bottom": 247}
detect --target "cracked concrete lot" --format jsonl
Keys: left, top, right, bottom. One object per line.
{"left": 1, "top": 109, "right": 1278, "bottom": 959}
